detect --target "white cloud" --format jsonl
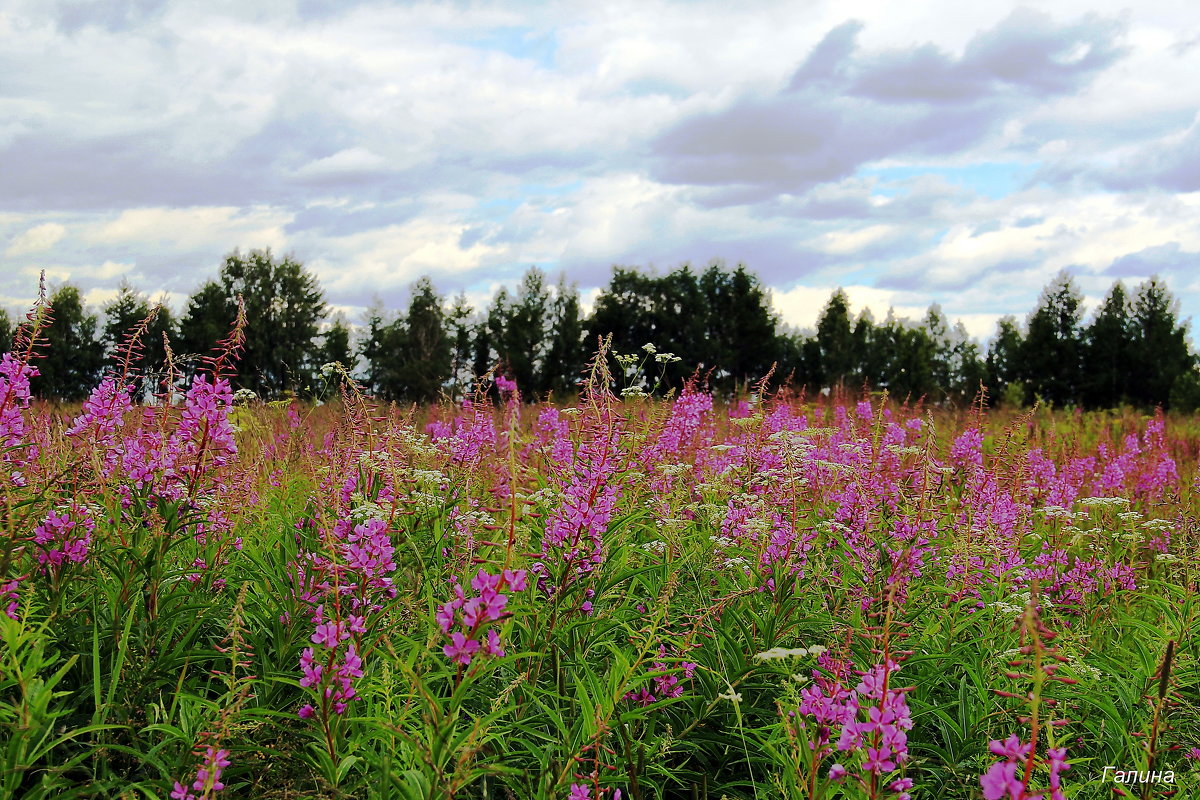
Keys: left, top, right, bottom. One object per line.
{"left": 88, "top": 206, "right": 291, "bottom": 252}
{"left": 6, "top": 222, "right": 66, "bottom": 256}
{"left": 315, "top": 217, "right": 512, "bottom": 294}
{"left": 814, "top": 225, "right": 898, "bottom": 255}
{"left": 293, "top": 147, "right": 390, "bottom": 180}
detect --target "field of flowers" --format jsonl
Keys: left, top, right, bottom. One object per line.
{"left": 2, "top": 326, "right": 1199, "bottom": 799}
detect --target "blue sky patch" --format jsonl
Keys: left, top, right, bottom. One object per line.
{"left": 462, "top": 26, "right": 557, "bottom": 70}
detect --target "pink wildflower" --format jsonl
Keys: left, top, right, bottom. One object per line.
{"left": 443, "top": 632, "right": 480, "bottom": 665}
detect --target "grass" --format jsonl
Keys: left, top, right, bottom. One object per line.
{"left": 1, "top": 358, "right": 1198, "bottom": 798}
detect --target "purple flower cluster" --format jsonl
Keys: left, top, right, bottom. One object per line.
{"left": 1, "top": 577, "right": 21, "bottom": 620}
{"left": 980, "top": 736, "right": 1068, "bottom": 800}
{"left": 623, "top": 645, "right": 696, "bottom": 707}
{"left": 298, "top": 633, "right": 363, "bottom": 718}
{"left": 171, "top": 375, "right": 239, "bottom": 483}
{"left": 32, "top": 506, "right": 95, "bottom": 572}
{"left": 793, "top": 655, "right": 913, "bottom": 796}
{"left": 83, "top": 372, "right": 239, "bottom": 502}
{"left": 438, "top": 567, "right": 525, "bottom": 666}
{"left": 539, "top": 434, "right": 621, "bottom": 581}
{"left": 170, "top": 746, "right": 231, "bottom": 800}
{"left": 568, "top": 783, "right": 621, "bottom": 800}
{"left": 67, "top": 377, "right": 134, "bottom": 474}
{"left": 291, "top": 517, "right": 398, "bottom": 718}
{"left": 837, "top": 661, "right": 913, "bottom": 783}
{"left": 0, "top": 352, "right": 39, "bottom": 485}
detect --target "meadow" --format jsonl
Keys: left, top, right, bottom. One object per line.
{"left": 1, "top": 330, "right": 1198, "bottom": 800}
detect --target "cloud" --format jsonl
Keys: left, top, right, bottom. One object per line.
{"left": 88, "top": 206, "right": 292, "bottom": 254}
{"left": 5, "top": 222, "right": 66, "bottom": 256}
{"left": 292, "top": 148, "right": 392, "bottom": 183}
{"left": 1097, "top": 114, "right": 1200, "bottom": 191}
{"left": 648, "top": 10, "right": 1127, "bottom": 203}
{"left": 1107, "top": 241, "right": 1197, "bottom": 277}
{"left": 2, "top": 1, "right": 1200, "bottom": 340}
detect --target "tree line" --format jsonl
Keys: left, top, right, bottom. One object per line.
{"left": 2, "top": 249, "right": 1197, "bottom": 410}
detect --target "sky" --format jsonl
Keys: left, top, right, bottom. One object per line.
{"left": 2, "top": 0, "right": 1199, "bottom": 343}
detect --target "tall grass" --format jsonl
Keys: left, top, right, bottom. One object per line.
{"left": 1, "top": 334, "right": 1198, "bottom": 798}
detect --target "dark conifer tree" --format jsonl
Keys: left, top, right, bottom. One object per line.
{"left": 657, "top": 265, "right": 707, "bottom": 385}
{"left": 220, "top": 249, "right": 327, "bottom": 397}
{"left": 923, "top": 304, "right": 955, "bottom": 399}
{"left": 319, "top": 314, "right": 353, "bottom": 368}
{"left": 1021, "top": 271, "right": 1083, "bottom": 407}
{"left": 397, "top": 278, "right": 452, "bottom": 403}
{"left": 851, "top": 310, "right": 876, "bottom": 389}
{"left": 178, "top": 281, "right": 234, "bottom": 378}
{"left": 360, "top": 280, "right": 452, "bottom": 402}
{"left": 499, "top": 268, "right": 550, "bottom": 393}
{"left": 949, "top": 321, "right": 987, "bottom": 402}
{"left": 0, "top": 309, "right": 12, "bottom": 353}
{"left": 446, "top": 292, "right": 475, "bottom": 399}
{"left": 986, "top": 315, "right": 1024, "bottom": 400}
{"left": 876, "top": 316, "right": 935, "bottom": 400}
{"left": 701, "top": 262, "right": 779, "bottom": 391}
{"left": 543, "top": 276, "right": 585, "bottom": 396}
{"left": 815, "top": 289, "right": 854, "bottom": 387}
{"left": 359, "top": 300, "right": 389, "bottom": 396}
{"left": 1080, "top": 281, "right": 1132, "bottom": 408}
{"left": 101, "top": 282, "right": 176, "bottom": 400}
{"left": 478, "top": 286, "right": 512, "bottom": 381}
{"left": 588, "top": 267, "right": 659, "bottom": 360}
{"left": 1128, "top": 276, "right": 1192, "bottom": 408}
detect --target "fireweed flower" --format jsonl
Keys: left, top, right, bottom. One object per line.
{"left": 32, "top": 506, "right": 95, "bottom": 571}
{"left": 444, "top": 632, "right": 480, "bottom": 665}
{"left": 980, "top": 735, "right": 1066, "bottom": 800}
{"left": 67, "top": 376, "right": 134, "bottom": 474}
{"left": 621, "top": 644, "right": 696, "bottom": 707}
{"left": 171, "top": 746, "right": 232, "bottom": 800}
{"left": 0, "top": 352, "right": 39, "bottom": 483}
{"left": 1, "top": 577, "right": 22, "bottom": 620}
{"left": 439, "top": 567, "right": 523, "bottom": 667}
{"left": 292, "top": 517, "right": 397, "bottom": 718}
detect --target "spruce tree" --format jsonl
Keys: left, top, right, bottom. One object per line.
{"left": 1021, "top": 271, "right": 1083, "bottom": 407}
{"left": 1128, "top": 277, "right": 1191, "bottom": 408}
{"left": 949, "top": 321, "right": 987, "bottom": 403}
{"left": 923, "top": 304, "right": 954, "bottom": 399}
{"left": 221, "top": 250, "right": 327, "bottom": 397}
{"left": 319, "top": 314, "right": 353, "bottom": 368}
{"left": 882, "top": 318, "right": 935, "bottom": 400}
{"left": 543, "top": 277, "right": 585, "bottom": 397}
{"left": 500, "top": 268, "right": 550, "bottom": 394}
{"left": 986, "top": 315, "right": 1024, "bottom": 401}
{"left": 359, "top": 300, "right": 390, "bottom": 397}
{"left": 815, "top": 289, "right": 854, "bottom": 387}
{"left": 588, "top": 268, "right": 658, "bottom": 357}
{"left": 397, "top": 278, "right": 452, "bottom": 403}
{"left": 701, "top": 263, "right": 779, "bottom": 391}
{"left": 852, "top": 310, "right": 878, "bottom": 390}
{"left": 1080, "top": 281, "right": 1132, "bottom": 408}
{"left": 445, "top": 293, "right": 475, "bottom": 399}
{"left": 178, "top": 281, "right": 235, "bottom": 378}
{"left": 479, "top": 287, "right": 512, "bottom": 382}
